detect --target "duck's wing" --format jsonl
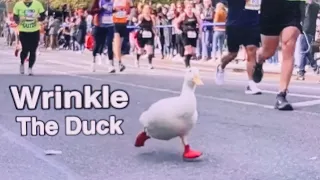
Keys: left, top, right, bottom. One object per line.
{"left": 139, "top": 96, "right": 180, "bottom": 126}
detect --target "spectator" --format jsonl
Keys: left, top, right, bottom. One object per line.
{"left": 212, "top": 2, "right": 226, "bottom": 61}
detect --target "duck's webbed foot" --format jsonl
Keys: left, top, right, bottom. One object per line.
{"left": 134, "top": 131, "right": 150, "bottom": 147}
{"left": 180, "top": 136, "right": 202, "bottom": 159}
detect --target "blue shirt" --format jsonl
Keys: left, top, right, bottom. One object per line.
{"left": 99, "top": 0, "right": 113, "bottom": 27}
{"left": 226, "top": 0, "right": 259, "bottom": 27}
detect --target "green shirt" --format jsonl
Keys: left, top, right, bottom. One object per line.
{"left": 13, "top": 0, "right": 45, "bottom": 32}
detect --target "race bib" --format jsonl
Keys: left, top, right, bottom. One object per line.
{"left": 114, "top": 11, "right": 127, "bottom": 18}
{"left": 142, "top": 31, "right": 152, "bottom": 38}
{"left": 187, "top": 31, "right": 197, "bottom": 38}
{"left": 102, "top": 15, "right": 113, "bottom": 24}
{"left": 245, "top": 0, "right": 261, "bottom": 11}
{"left": 25, "top": 9, "right": 36, "bottom": 21}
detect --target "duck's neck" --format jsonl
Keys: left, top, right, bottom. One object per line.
{"left": 180, "top": 81, "right": 196, "bottom": 96}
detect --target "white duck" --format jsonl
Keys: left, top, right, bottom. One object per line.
{"left": 134, "top": 67, "right": 203, "bottom": 159}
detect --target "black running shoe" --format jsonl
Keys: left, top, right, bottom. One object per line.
{"left": 253, "top": 63, "right": 264, "bottom": 83}
{"left": 119, "top": 64, "right": 126, "bottom": 72}
{"left": 274, "top": 91, "right": 293, "bottom": 111}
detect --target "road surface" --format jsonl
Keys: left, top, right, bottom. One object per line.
{"left": 1, "top": 44, "right": 320, "bottom": 180}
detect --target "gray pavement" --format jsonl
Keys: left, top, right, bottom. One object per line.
{"left": 1, "top": 43, "right": 320, "bottom": 180}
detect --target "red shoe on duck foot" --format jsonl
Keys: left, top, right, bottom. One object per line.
{"left": 183, "top": 145, "right": 202, "bottom": 159}
{"left": 134, "top": 131, "right": 150, "bottom": 147}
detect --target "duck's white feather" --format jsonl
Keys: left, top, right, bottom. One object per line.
{"left": 139, "top": 68, "right": 200, "bottom": 140}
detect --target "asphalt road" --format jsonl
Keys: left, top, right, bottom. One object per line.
{"left": 1, "top": 43, "right": 320, "bottom": 180}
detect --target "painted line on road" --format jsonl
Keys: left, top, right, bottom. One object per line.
{"left": 52, "top": 70, "right": 275, "bottom": 110}
{"left": 0, "top": 125, "right": 84, "bottom": 180}
{"left": 291, "top": 99, "right": 320, "bottom": 107}
{"left": 52, "top": 70, "right": 320, "bottom": 117}
{"left": 43, "top": 59, "right": 320, "bottom": 99}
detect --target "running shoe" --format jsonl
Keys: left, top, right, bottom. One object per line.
{"left": 274, "top": 91, "right": 293, "bottom": 111}
{"left": 28, "top": 68, "right": 33, "bottom": 76}
{"left": 91, "top": 62, "right": 96, "bottom": 72}
{"left": 245, "top": 81, "right": 262, "bottom": 95}
{"left": 19, "top": 64, "right": 24, "bottom": 74}
{"left": 253, "top": 63, "right": 264, "bottom": 83}
{"left": 215, "top": 64, "right": 225, "bottom": 85}
{"left": 119, "top": 63, "right": 126, "bottom": 72}
{"left": 135, "top": 60, "right": 140, "bottom": 68}
{"left": 108, "top": 66, "right": 116, "bottom": 73}
{"left": 148, "top": 64, "right": 154, "bottom": 69}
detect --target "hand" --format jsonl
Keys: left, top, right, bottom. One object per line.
{"left": 176, "top": 29, "right": 182, "bottom": 34}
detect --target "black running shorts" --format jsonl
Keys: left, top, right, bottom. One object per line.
{"left": 137, "top": 30, "right": 154, "bottom": 48}
{"left": 182, "top": 30, "right": 198, "bottom": 47}
{"left": 260, "top": 0, "right": 305, "bottom": 36}
{"left": 114, "top": 23, "right": 129, "bottom": 38}
{"left": 226, "top": 26, "right": 260, "bottom": 53}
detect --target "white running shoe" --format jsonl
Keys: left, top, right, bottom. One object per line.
{"left": 148, "top": 64, "right": 154, "bottom": 69}
{"left": 135, "top": 60, "right": 140, "bottom": 68}
{"left": 215, "top": 64, "right": 225, "bottom": 85}
{"left": 20, "top": 64, "right": 24, "bottom": 74}
{"left": 28, "top": 68, "right": 33, "bottom": 76}
{"left": 96, "top": 56, "right": 102, "bottom": 65}
{"left": 92, "top": 62, "right": 96, "bottom": 72}
{"left": 245, "top": 81, "right": 262, "bottom": 95}
{"left": 108, "top": 66, "right": 116, "bottom": 73}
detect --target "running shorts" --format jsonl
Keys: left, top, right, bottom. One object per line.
{"left": 260, "top": 0, "right": 305, "bottom": 36}
{"left": 182, "top": 29, "right": 198, "bottom": 47}
{"left": 226, "top": 26, "right": 260, "bottom": 53}
{"left": 137, "top": 30, "right": 154, "bottom": 48}
{"left": 114, "top": 23, "right": 129, "bottom": 38}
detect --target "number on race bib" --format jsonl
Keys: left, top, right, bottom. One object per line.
{"left": 187, "top": 31, "right": 197, "bottom": 38}
{"left": 245, "top": 0, "right": 261, "bottom": 11}
{"left": 142, "top": 31, "right": 152, "bottom": 38}
{"left": 115, "top": 11, "right": 126, "bottom": 18}
{"left": 102, "top": 15, "right": 113, "bottom": 24}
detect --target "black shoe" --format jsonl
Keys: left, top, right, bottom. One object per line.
{"left": 253, "top": 63, "right": 264, "bottom": 83}
{"left": 296, "top": 70, "right": 305, "bottom": 80}
{"left": 274, "top": 91, "right": 293, "bottom": 111}
{"left": 119, "top": 64, "right": 126, "bottom": 72}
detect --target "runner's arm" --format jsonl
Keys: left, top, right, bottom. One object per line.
{"left": 151, "top": 15, "right": 157, "bottom": 34}
{"left": 174, "top": 13, "right": 184, "bottom": 32}
{"left": 37, "top": 2, "right": 46, "bottom": 21}
{"left": 13, "top": 3, "right": 22, "bottom": 24}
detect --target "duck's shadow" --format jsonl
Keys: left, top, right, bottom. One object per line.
{"left": 136, "top": 150, "right": 206, "bottom": 164}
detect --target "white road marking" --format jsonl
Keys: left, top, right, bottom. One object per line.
{"left": 291, "top": 99, "right": 320, "bottom": 107}
{"left": 43, "top": 59, "right": 320, "bottom": 99}
{"left": 52, "top": 70, "right": 320, "bottom": 117}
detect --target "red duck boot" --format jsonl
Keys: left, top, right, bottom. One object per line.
{"left": 183, "top": 145, "right": 202, "bottom": 159}
{"left": 134, "top": 131, "right": 150, "bottom": 147}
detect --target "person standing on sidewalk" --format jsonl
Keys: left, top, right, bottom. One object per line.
{"left": 294, "top": 0, "right": 319, "bottom": 80}
{"left": 215, "top": 0, "right": 262, "bottom": 95}
{"left": 200, "top": 0, "right": 214, "bottom": 61}
{"left": 253, "top": 0, "right": 305, "bottom": 110}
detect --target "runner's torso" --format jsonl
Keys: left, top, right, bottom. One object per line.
{"left": 14, "top": 0, "right": 44, "bottom": 32}
{"left": 112, "top": 0, "right": 130, "bottom": 24}
{"left": 139, "top": 16, "right": 152, "bottom": 31}
{"left": 99, "top": 0, "right": 113, "bottom": 26}
{"left": 182, "top": 13, "right": 197, "bottom": 32}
